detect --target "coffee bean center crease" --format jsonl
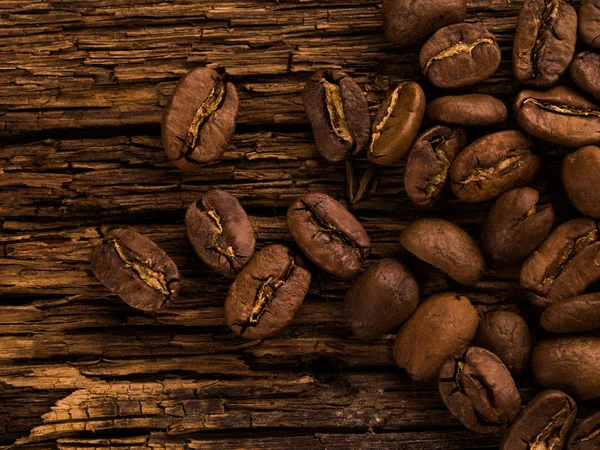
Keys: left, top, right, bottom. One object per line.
{"left": 113, "top": 239, "right": 170, "bottom": 296}
{"left": 424, "top": 38, "right": 495, "bottom": 72}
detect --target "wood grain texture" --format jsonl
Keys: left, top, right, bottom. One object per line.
{"left": 0, "top": 0, "right": 594, "bottom": 448}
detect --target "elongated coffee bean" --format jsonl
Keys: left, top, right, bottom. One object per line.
{"left": 520, "top": 218, "right": 600, "bottom": 309}
{"left": 481, "top": 188, "right": 554, "bottom": 265}
{"left": 562, "top": 146, "right": 600, "bottom": 218}
{"left": 515, "top": 86, "right": 600, "bottom": 147}
{"left": 91, "top": 229, "right": 180, "bottom": 312}
{"left": 303, "top": 70, "right": 370, "bottom": 163}
{"left": 450, "top": 131, "right": 540, "bottom": 203}
{"left": 427, "top": 94, "right": 507, "bottom": 127}
{"left": 162, "top": 67, "right": 239, "bottom": 171}
{"left": 185, "top": 189, "right": 255, "bottom": 277}
{"left": 287, "top": 193, "right": 370, "bottom": 279}
{"left": 501, "top": 390, "right": 577, "bottom": 450}
{"left": 368, "top": 82, "right": 425, "bottom": 166}
{"left": 513, "top": 0, "right": 577, "bottom": 88}
{"left": 541, "top": 293, "right": 600, "bottom": 333}
{"left": 567, "top": 411, "right": 600, "bottom": 449}
{"left": 580, "top": 0, "right": 600, "bottom": 49}
{"left": 225, "top": 245, "right": 311, "bottom": 340}
{"left": 419, "top": 23, "right": 501, "bottom": 89}
{"left": 404, "top": 126, "right": 466, "bottom": 208}
{"left": 570, "top": 52, "right": 600, "bottom": 102}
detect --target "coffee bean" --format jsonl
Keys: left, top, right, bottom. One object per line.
{"left": 427, "top": 94, "right": 508, "bottom": 127}
{"left": 515, "top": 86, "right": 600, "bottom": 147}
{"left": 439, "top": 347, "right": 521, "bottom": 434}
{"left": 400, "top": 218, "right": 485, "bottom": 285}
{"left": 540, "top": 293, "right": 600, "bottom": 333}
{"left": 381, "top": 0, "right": 467, "bottom": 47}
{"left": 303, "top": 70, "right": 370, "bottom": 163}
{"left": 419, "top": 23, "right": 501, "bottom": 89}
{"left": 532, "top": 337, "right": 600, "bottom": 400}
{"left": 570, "top": 52, "right": 600, "bottom": 102}
{"left": 563, "top": 146, "right": 600, "bottom": 218}
{"left": 394, "top": 292, "right": 479, "bottom": 381}
{"left": 500, "top": 390, "right": 577, "bottom": 450}
{"left": 344, "top": 259, "right": 419, "bottom": 340}
{"left": 476, "top": 311, "right": 532, "bottom": 376}
{"left": 450, "top": 131, "right": 540, "bottom": 203}
{"left": 286, "top": 192, "right": 370, "bottom": 279}
{"left": 368, "top": 82, "right": 425, "bottom": 166}
{"left": 185, "top": 189, "right": 255, "bottom": 277}
{"left": 404, "top": 126, "right": 467, "bottom": 208}
{"left": 579, "top": 0, "right": 600, "bottom": 49}
{"left": 224, "top": 244, "right": 311, "bottom": 340}
{"left": 90, "top": 228, "right": 181, "bottom": 312}
{"left": 520, "top": 218, "right": 600, "bottom": 310}
{"left": 566, "top": 411, "right": 600, "bottom": 450}
{"left": 481, "top": 187, "right": 554, "bottom": 265}
{"left": 162, "top": 67, "right": 239, "bottom": 170}
{"left": 513, "top": 0, "right": 577, "bottom": 88}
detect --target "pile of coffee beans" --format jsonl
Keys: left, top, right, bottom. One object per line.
{"left": 89, "top": 0, "right": 600, "bottom": 447}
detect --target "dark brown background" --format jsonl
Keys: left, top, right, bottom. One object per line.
{"left": 0, "top": 0, "right": 595, "bottom": 448}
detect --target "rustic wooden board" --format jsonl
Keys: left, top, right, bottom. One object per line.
{"left": 1, "top": 0, "right": 596, "bottom": 448}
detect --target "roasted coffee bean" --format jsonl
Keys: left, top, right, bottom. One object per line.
{"left": 520, "top": 218, "right": 600, "bottom": 310}
{"left": 382, "top": 0, "right": 467, "bottom": 47}
{"left": 450, "top": 131, "right": 540, "bottom": 203}
{"left": 400, "top": 218, "right": 485, "bottom": 285}
{"left": 185, "top": 189, "right": 255, "bottom": 277}
{"left": 566, "top": 411, "right": 600, "bottom": 450}
{"left": 563, "top": 146, "right": 600, "bottom": 219}
{"left": 515, "top": 86, "right": 600, "bottom": 147}
{"left": 481, "top": 187, "right": 554, "bottom": 265}
{"left": 439, "top": 347, "right": 521, "bottom": 434}
{"left": 393, "top": 292, "right": 479, "bottom": 381}
{"left": 427, "top": 94, "right": 508, "bottom": 127}
{"left": 570, "top": 52, "right": 600, "bottom": 102}
{"left": 368, "top": 82, "right": 425, "bottom": 166}
{"left": 91, "top": 229, "right": 180, "bottom": 312}
{"left": 419, "top": 23, "right": 501, "bottom": 89}
{"left": 303, "top": 70, "right": 370, "bottom": 163}
{"left": 513, "top": 0, "right": 577, "bottom": 88}
{"left": 579, "top": 0, "right": 600, "bottom": 49}
{"left": 344, "top": 259, "right": 419, "bottom": 340}
{"left": 532, "top": 337, "right": 600, "bottom": 400}
{"left": 286, "top": 192, "right": 370, "bottom": 279}
{"left": 162, "top": 67, "right": 239, "bottom": 171}
{"left": 541, "top": 293, "right": 600, "bottom": 333}
{"left": 476, "top": 311, "right": 532, "bottom": 376}
{"left": 224, "top": 244, "right": 311, "bottom": 340}
{"left": 500, "top": 390, "right": 577, "bottom": 450}
{"left": 404, "top": 126, "right": 467, "bottom": 208}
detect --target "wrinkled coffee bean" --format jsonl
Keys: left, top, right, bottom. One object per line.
{"left": 419, "top": 23, "right": 501, "bottom": 89}
{"left": 427, "top": 94, "right": 508, "bottom": 127}
{"left": 404, "top": 126, "right": 467, "bottom": 208}
{"left": 400, "top": 218, "right": 485, "bottom": 285}
{"left": 287, "top": 192, "right": 370, "bottom": 279}
{"left": 303, "top": 70, "right": 370, "bottom": 162}
{"left": 162, "top": 67, "right": 239, "bottom": 171}
{"left": 481, "top": 187, "right": 554, "bottom": 265}
{"left": 393, "top": 292, "right": 479, "bottom": 381}
{"left": 563, "top": 146, "right": 600, "bottom": 219}
{"left": 344, "top": 259, "right": 419, "bottom": 340}
{"left": 513, "top": 0, "right": 577, "bottom": 88}
{"left": 520, "top": 218, "right": 600, "bottom": 310}
{"left": 515, "top": 86, "right": 600, "bottom": 147}
{"left": 368, "top": 82, "right": 425, "bottom": 166}
{"left": 450, "top": 130, "right": 540, "bottom": 203}
{"left": 91, "top": 228, "right": 180, "bottom": 312}
{"left": 570, "top": 52, "right": 600, "bottom": 102}
{"left": 382, "top": 0, "right": 467, "bottom": 47}
{"left": 225, "top": 244, "right": 311, "bottom": 340}
{"left": 579, "top": 0, "right": 600, "bottom": 49}
{"left": 439, "top": 347, "right": 521, "bottom": 433}
{"left": 541, "top": 293, "right": 600, "bottom": 333}
{"left": 532, "top": 336, "right": 600, "bottom": 400}
{"left": 185, "top": 189, "right": 255, "bottom": 277}
{"left": 500, "top": 390, "right": 577, "bottom": 450}
{"left": 567, "top": 411, "right": 600, "bottom": 450}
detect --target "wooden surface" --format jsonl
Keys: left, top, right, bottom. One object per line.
{"left": 0, "top": 0, "right": 593, "bottom": 448}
